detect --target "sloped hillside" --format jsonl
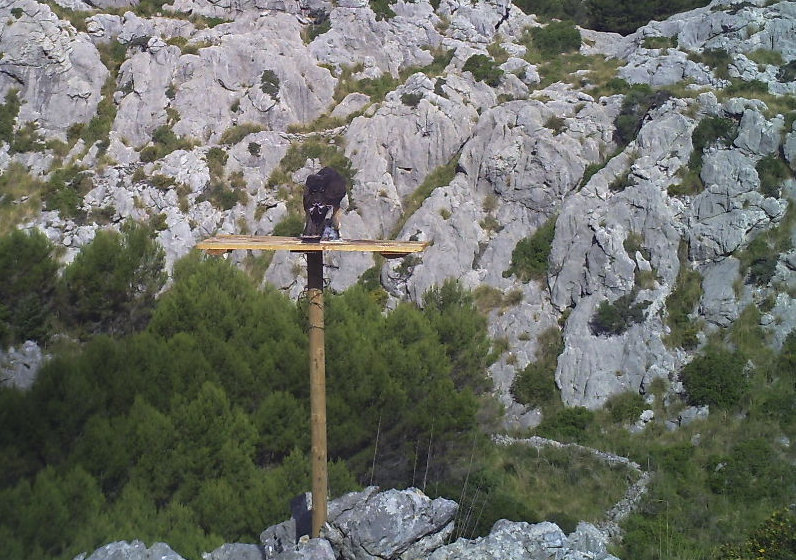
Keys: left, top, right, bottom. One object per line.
{"left": 2, "top": 0, "right": 794, "bottom": 423}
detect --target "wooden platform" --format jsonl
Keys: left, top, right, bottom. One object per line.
{"left": 197, "top": 235, "right": 429, "bottom": 259}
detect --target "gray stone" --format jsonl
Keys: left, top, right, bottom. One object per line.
{"left": 429, "top": 520, "right": 575, "bottom": 560}
{"left": 203, "top": 543, "right": 265, "bottom": 560}
{"left": 78, "top": 540, "right": 186, "bottom": 560}
{"left": 700, "top": 258, "right": 740, "bottom": 327}
{"left": 324, "top": 487, "right": 457, "bottom": 560}
{"left": 0, "top": 340, "right": 47, "bottom": 390}
{"left": 271, "top": 539, "right": 335, "bottom": 560}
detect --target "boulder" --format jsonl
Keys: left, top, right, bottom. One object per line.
{"left": 203, "top": 543, "right": 266, "bottom": 560}
{"left": 75, "top": 540, "right": 186, "bottom": 560}
{"left": 323, "top": 487, "right": 457, "bottom": 560}
{"left": 429, "top": 519, "right": 619, "bottom": 560}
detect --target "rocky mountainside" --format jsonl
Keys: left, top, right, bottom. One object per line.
{"left": 1, "top": 0, "right": 795, "bottom": 424}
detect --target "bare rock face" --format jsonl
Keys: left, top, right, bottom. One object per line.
{"left": 429, "top": 519, "right": 619, "bottom": 560}
{"left": 74, "top": 540, "right": 186, "bottom": 560}
{"left": 5, "top": 0, "right": 796, "bottom": 414}
{"left": 323, "top": 487, "right": 457, "bottom": 560}
{"left": 0, "top": 0, "right": 108, "bottom": 134}
{"left": 0, "top": 340, "right": 46, "bottom": 390}
{"left": 309, "top": 1, "right": 443, "bottom": 77}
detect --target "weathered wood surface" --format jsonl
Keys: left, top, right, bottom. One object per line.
{"left": 197, "top": 235, "right": 429, "bottom": 258}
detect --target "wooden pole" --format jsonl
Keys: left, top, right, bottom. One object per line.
{"left": 306, "top": 251, "right": 327, "bottom": 538}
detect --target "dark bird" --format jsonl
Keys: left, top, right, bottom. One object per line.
{"left": 302, "top": 166, "right": 347, "bottom": 240}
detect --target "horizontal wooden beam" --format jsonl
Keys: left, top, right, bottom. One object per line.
{"left": 197, "top": 235, "right": 429, "bottom": 258}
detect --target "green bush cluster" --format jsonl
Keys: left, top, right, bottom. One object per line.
{"left": 680, "top": 345, "right": 747, "bottom": 410}
{"left": 42, "top": 165, "right": 94, "bottom": 219}
{"left": 756, "top": 153, "right": 791, "bottom": 198}
{"left": 401, "top": 92, "right": 423, "bottom": 107}
{"left": 605, "top": 391, "right": 646, "bottom": 424}
{"left": 511, "top": 326, "right": 563, "bottom": 408}
{"left": 369, "top": 0, "right": 396, "bottom": 20}
{"left": 272, "top": 212, "right": 304, "bottom": 236}
{"left": 511, "top": 0, "right": 708, "bottom": 35}
{"left": 0, "top": 230, "right": 58, "bottom": 346}
{"left": 589, "top": 289, "right": 650, "bottom": 336}
{"left": 503, "top": 215, "right": 557, "bottom": 283}
{"left": 58, "top": 222, "right": 166, "bottom": 337}
{"left": 0, "top": 89, "right": 21, "bottom": 145}
{"left": 219, "top": 123, "right": 264, "bottom": 146}
{"left": 0, "top": 222, "right": 164, "bottom": 345}
{"left": 690, "top": 116, "right": 737, "bottom": 167}
{"left": 198, "top": 148, "right": 247, "bottom": 211}
{"left": 590, "top": 0, "right": 710, "bottom": 35}
{"left": 0, "top": 90, "right": 46, "bottom": 154}
{"left": 140, "top": 125, "right": 193, "bottom": 162}
{"left": 463, "top": 54, "right": 504, "bottom": 87}
{"left": 259, "top": 70, "right": 280, "bottom": 98}
{"left": 663, "top": 241, "right": 703, "bottom": 349}
{"left": 529, "top": 21, "right": 582, "bottom": 55}
{"left": 614, "top": 85, "right": 671, "bottom": 148}
{"left": 717, "top": 508, "right": 796, "bottom": 560}
{"left": 0, "top": 263, "right": 491, "bottom": 558}
{"left": 535, "top": 407, "right": 595, "bottom": 443}
{"left": 688, "top": 48, "right": 732, "bottom": 79}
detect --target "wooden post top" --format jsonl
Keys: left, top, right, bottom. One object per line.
{"left": 197, "top": 235, "right": 429, "bottom": 259}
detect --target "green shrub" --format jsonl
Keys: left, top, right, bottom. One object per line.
{"left": 738, "top": 236, "right": 777, "bottom": 286}
{"left": 401, "top": 92, "right": 423, "bottom": 107}
{"left": 273, "top": 139, "right": 355, "bottom": 187}
{"left": 707, "top": 438, "right": 788, "bottom": 500}
{"left": 642, "top": 36, "right": 678, "bottom": 49}
{"left": 10, "top": 122, "right": 44, "bottom": 154}
{"left": 680, "top": 346, "right": 747, "bottom": 410}
{"left": 260, "top": 69, "right": 280, "bottom": 97}
{"left": 724, "top": 79, "right": 769, "bottom": 96}
{"left": 0, "top": 89, "right": 21, "bottom": 144}
{"left": 689, "top": 48, "right": 732, "bottom": 79}
{"left": 605, "top": 391, "right": 645, "bottom": 423}
{"left": 716, "top": 508, "right": 796, "bottom": 560}
{"left": 511, "top": 327, "right": 563, "bottom": 407}
{"left": 535, "top": 407, "right": 595, "bottom": 443}
{"left": 586, "top": 0, "right": 710, "bottom": 35}
{"left": 43, "top": 166, "right": 93, "bottom": 219}
{"left": 530, "top": 21, "right": 582, "bottom": 55}
{"left": 369, "top": 0, "right": 396, "bottom": 20}
{"left": 272, "top": 212, "right": 304, "bottom": 237}
{"left": 614, "top": 86, "right": 670, "bottom": 147}
{"left": 58, "top": 221, "right": 166, "bottom": 336}
{"left": 503, "top": 215, "right": 556, "bottom": 283}
{"left": 589, "top": 290, "right": 650, "bottom": 336}
{"left": 663, "top": 244, "right": 702, "bottom": 350}
{"left": 756, "top": 153, "right": 791, "bottom": 198}
{"left": 219, "top": 123, "right": 264, "bottom": 146}
{"left": 140, "top": 125, "right": 193, "bottom": 161}
{"left": 689, "top": 115, "right": 737, "bottom": 170}
{"left": 463, "top": 54, "right": 503, "bottom": 87}
{"left": 303, "top": 16, "right": 331, "bottom": 43}
{"left": 0, "top": 229, "right": 58, "bottom": 345}
{"left": 746, "top": 49, "right": 783, "bottom": 67}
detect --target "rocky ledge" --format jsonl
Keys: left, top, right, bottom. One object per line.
{"left": 75, "top": 487, "right": 619, "bottom": 560}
